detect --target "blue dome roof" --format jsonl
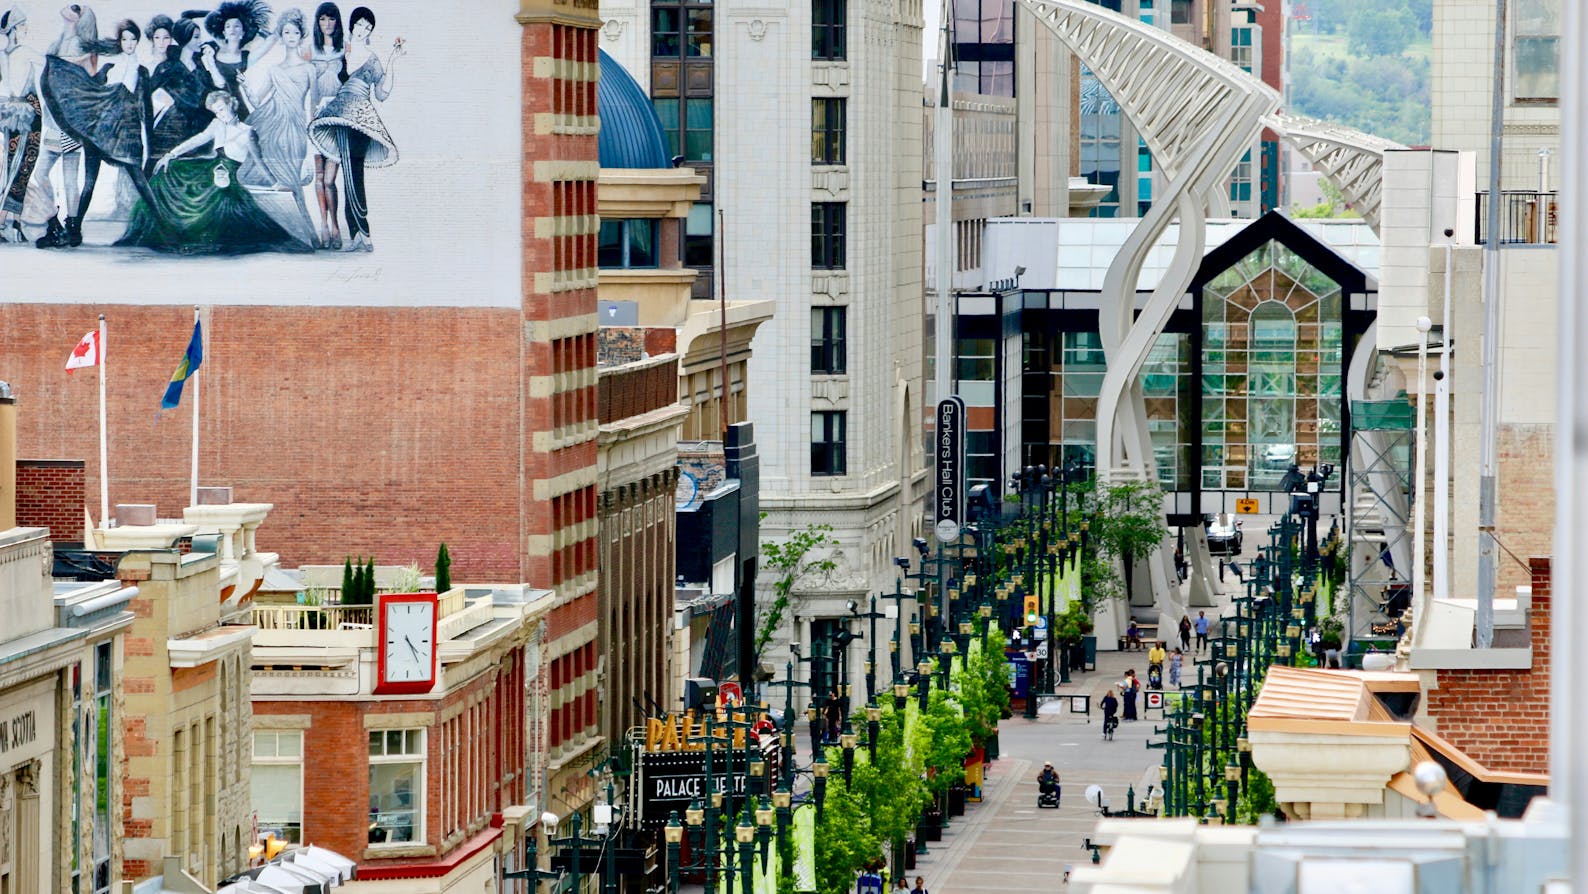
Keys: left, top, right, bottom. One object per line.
{"left": 598, "top": 51, "right": 673, "bottom": 170}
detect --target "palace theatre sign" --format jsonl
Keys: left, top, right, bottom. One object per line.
{"left": 632, "top": 712, "right": 767, "bottom": 830}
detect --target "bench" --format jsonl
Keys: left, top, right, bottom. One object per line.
{"left": 1119, "top": 622, "right": 1159, "bottom": 651}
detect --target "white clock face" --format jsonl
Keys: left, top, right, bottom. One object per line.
{"left": 383, "top": 601, "right": 435, "bottom": 683}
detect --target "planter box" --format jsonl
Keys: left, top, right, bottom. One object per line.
{"left": 947, "top": 785, "right": 967, "bottom": 816}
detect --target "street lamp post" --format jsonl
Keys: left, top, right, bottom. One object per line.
{"left": 851, "top": 595, "right": 887, "bottom": 703}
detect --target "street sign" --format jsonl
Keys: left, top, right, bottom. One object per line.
{"left": 934, "top": 396, "right": 967, "bottom": 542}
{"left": 1235, "top": 498, "right": 1260, "bottom": 514}
{"left": 1034, "top": 615, "right": 1048, "bottom": 632}
{"left": 1033, "top": 641, "right": 1048, "bottom": 660}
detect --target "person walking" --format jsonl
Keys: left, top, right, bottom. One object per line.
{"left": 1194, "top": 611, "right": 1210, "bottom": 653}
{"left": 1120, "top": 670, "right": 1139, "bottom": 721}
{"left": 1101, "top": 688, "right": 1119, "bottom": 739}
{"left": 912, "top": 877, "right": 930, "bottom": 894}
{"left": 857, "top": 864, "right": 884, "bottom": 894}
{"left": 1169, "top": 647, "right": 1184, "bottom": 688}
{"left": 1178, "top": 614, "right": 1192, "bottom": 652}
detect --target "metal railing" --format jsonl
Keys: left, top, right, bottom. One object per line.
{"left": 1476, "top": 190, "right": 1558, "bottom": 245}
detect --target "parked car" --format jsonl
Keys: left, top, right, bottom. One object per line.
{"left": 1262, "top": 443, "right": 1296, "bottom": 468}
{"left": 1205, "top": 513, "right": 1243, "bottom": 557}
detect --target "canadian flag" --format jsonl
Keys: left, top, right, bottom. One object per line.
{"left": 64, "top": 330, "right": 100, "bottom": 373}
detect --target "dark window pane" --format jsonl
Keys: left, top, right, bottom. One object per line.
{"left": 687, "top": 8, "right": 713, "bottom": 57}
{"left": 684, "top": 99, "right": 713, "bottom": 161}
{"left": 652, "top": 98, "right": 680, "bottom": 157}
{"left": 811, "top": 411, "right": 847, "bottom": 476}
{"left": 598, "top": 220, "right": 624, "bottom": 268}
{"left": 684, "top": 202, "right": 714, "bottom": 267}
{"left": 813, "top": 0, "right": 847, "bottom": 59}
{"left": 812, "top": 203, "right": 846, "bottom": 269}
{"left": 652, "top": 8, "right": 681, "bottom": 57}
{"left": 811, "top": 307, "right": 847, "bottom": 374}
{"left": 628, "top": 219, "right": 657, "bottom": 268}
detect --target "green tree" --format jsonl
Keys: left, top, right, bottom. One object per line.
{"left": 914, "top": 688, "right": 972, "bottom": 796}
{"left": 1347, "top": 6, "right": 1416, "bottom": 57}
{"left": 365, "top": 557, "right": 377, "bottom": 602}
{"left": 341, "top": 557, "right": 355, "bottom": 604}
{"left": 1073, "top": 478, "right": 1166, "bottom": 610}
{"left": 435, "top": 542, "right": 452, "bottom": 594}
{"left": 757, "top": 523, "right": 839, "bottom": 666}
{"left": 953, "top": 631, "right": 1011, "bottom": 740}
{"left": 813, "top": 774, "right": 880, "bottom": 894}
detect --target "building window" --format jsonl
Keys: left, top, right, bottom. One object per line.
{"left": 1229, "top": 150, "right": 1253, "bottom": 207}
{"left": 369, "top": 729, "right": 425, "bottom": 845}
{"left": 811, "top": 203, "right": 846, "bottom": 269}
{"left": 1514, "top": 0, "right": 1560, "bottom": 102}
{"left": 684, "top": 202, "right": 714, "bottom": 267}
{"left": 652, "top": 97, "right": 713, "bottom": 162}
{"left": 813, "top": 0, "right": 846, "bottom": 60}
{"left": 251, "top": 731, "right": 304, "bottom": 844}
{"left": 598, "top": 219, "right": 659, "bottom": 268}
{"left": 811, "top": 307, "right": 847, "bottom": 374}
{"left": 1170, "top": 0, "right": 1192, "bottom": 25}
{"left": 1229, "top": 26, "right": 1253, "bottom": 73}
{"left": 652, "top": 3, "right": 713, "bottom": 57}
{"left": 811, "top": 98, "right": 846, "bottom": 165}
{"left": 87, "top": 641, "right": 112, "bottom": 894}
{"left": 812, "top": 411, "right": 847, "bottom": 476}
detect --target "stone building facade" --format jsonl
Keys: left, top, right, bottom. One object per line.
{"left": 113, "top": 548, "right": 254, "bottom": 887}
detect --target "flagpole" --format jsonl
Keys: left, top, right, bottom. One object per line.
{"left": 190, "top": 306, "right": 199, "bottom": 509}
{"left": 98, "top": 314, "right": 108, "bottom": 527}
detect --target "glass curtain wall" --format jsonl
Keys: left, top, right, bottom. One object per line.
{"left": 1201, "top": 240, "right": 1344, "bottom": 490}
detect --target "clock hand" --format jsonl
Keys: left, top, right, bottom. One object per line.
{"left": 404, "top": 634, "right": 421, "bottom": 662}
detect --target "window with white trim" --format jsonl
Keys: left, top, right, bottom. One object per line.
{"left": 250, "top": 731, "right": 304, "bottom": 844}
{"left": 368, "top": 729, "right": 425, "bottom": 845}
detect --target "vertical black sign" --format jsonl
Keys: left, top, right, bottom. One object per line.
{"left": 935, "top": 396, "right": 967, "bottom": 542}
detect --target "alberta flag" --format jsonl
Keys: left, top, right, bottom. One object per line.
{"left": 161, "top": 321, "right": 203, "bottom": 409}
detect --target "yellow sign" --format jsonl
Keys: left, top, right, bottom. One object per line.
{"left": 643, "top": 708, "right": 771, "bottom": 752}
{"left": 1235, "top": 498, "right": 1261, "bottom": 514}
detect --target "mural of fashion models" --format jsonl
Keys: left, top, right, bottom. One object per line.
{"left": 306, "top": 4, "right": 399, "bottom": 252}
{"left": 0, "top": 7, "right": 43, "bottom": 243}
{"left": 0, "top": 0, "right": 402, "bottom": 254}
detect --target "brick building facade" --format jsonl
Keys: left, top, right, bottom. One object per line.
{"left": 1423, "top": 557, "right": 1553, "bottom": 775}
{"left": 14, "top": 460, "right": 84, "bottom": 543}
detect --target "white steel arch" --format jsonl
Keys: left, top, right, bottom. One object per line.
{"left": 1017, "top": 0, "right": 1280, "bottom": 632}
{"left": 1269, "top": 114, "right": 1407, "bottom": 234}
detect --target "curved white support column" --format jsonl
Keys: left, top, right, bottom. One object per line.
{"left": 1018, "top": 0, "right": 1280, "bottom": 627}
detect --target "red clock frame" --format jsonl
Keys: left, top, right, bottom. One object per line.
{"left": 374, "top": 592, "right": 439, "bottom": 695}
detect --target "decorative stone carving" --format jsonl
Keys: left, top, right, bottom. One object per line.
{"left": 17, "top": 759, "right": 40, "bottom": 796}
{"left": 747, "top": 19, "right": 768, "bottom": 41}
{"left": 602, "top": 18, "right": 625, "bottom": 42}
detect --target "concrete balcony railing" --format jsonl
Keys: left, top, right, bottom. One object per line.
{"left": 253, "top": 603, "right": 375, "bottom": 630}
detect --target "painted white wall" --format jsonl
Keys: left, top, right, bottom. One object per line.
{"left": 4, "top": 0, "right": 523, "bottom": 307}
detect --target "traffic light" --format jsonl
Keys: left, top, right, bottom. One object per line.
{"left": 1024, "top": 595, "right": 1040, "bottom": 626}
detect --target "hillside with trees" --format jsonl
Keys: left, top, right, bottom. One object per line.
{"left": 1288, "top": 0, "right": 1433, "bottom": 147}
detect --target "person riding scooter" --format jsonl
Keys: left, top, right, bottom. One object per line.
{"left": 1037, "top": 761, "right": 1061, "bottom": 808}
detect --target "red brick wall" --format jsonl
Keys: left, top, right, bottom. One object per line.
{"left": 253, "top": 649, "right": 523, "bottom": 871}
{"left": 521, "top": 12, "right": 603, "bottom": 754}
{"left": 0, "top": 305, "right": 522, "bottom": 578}
{"left": 1425, "top": 557, "right": 1552, "bottom": 774}
{"left": 16, "top": 458, "right": 84, "bottom": 540}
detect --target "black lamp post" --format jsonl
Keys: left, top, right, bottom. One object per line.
{"left": 663, "top": 812, "right": 684, "bottom": 894}
{"left": 851, "top": 595, "right": 887, "bottom": 703}
{"left": 500, "top": 827, "right": 562, "bottom": 892}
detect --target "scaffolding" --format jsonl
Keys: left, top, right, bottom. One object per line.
{"left": 1345, "top": 399, "right": 1414, "bottom": 643}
